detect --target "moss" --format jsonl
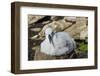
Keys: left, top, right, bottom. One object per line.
{"left": 78, "top": 42, "right": 88, "bottom": 52}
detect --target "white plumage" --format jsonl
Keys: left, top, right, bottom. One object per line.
{"left": 40, "top": 27, "right": 76, "bottom": 56}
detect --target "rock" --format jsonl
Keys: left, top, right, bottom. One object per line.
{"left": 64, "top": 16, "right": 76, "bottom": 22}
{"left": 64, "top": 17, "right": 87, "bottom": 39}
{"left": 37, "top": 19, "right": 73, "bottom": 38}
{"left": 51, "top": 16, "right": 64, "bottom": 21}
{"left": 34, "top": 47, "right": 56, "bottom": 60}
{"left": 80, "top": 27, "right": 88, "bottom": 40}
{"left": 30, "top": 28, "right": 41, "bottom": 32}
{"left": 28, "top": 15, "right": 45, "bottom": 25}
{"left": 32, "top": 17, "right": 87, "bottom": 40}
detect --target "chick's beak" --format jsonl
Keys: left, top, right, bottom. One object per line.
{"left": 48, "top": 32, "right": 55, "bottom": 47}
{"left": 48, "top": 35, "right": 53, "bottom": 44}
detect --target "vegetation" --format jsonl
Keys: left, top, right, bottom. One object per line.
{"left": 78, "top": 42, "right": 88, "bottom": 52}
